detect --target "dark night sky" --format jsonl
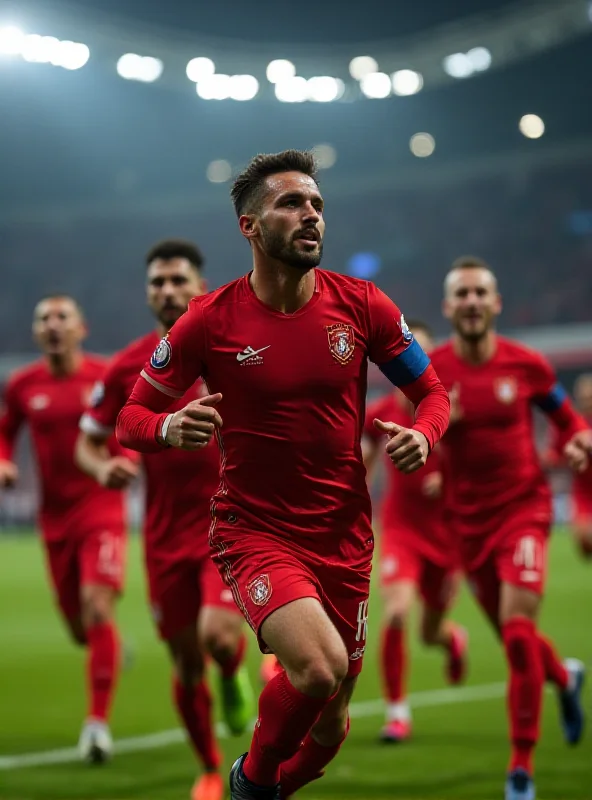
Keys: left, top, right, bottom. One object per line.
{"left": 17, "top": 0, "right": 521, "bottom": 44}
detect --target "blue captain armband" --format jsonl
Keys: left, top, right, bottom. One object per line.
{"left": 533, "top": 383, "right": 568, "bottom": 413}
{"left": 378, "top": 339, "right": 430, "bottom": 387}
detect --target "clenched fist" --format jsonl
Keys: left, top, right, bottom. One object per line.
{"left": 373, "top": 419, "right": 429, "bottom": 474}
{"left": 161, "top": 393, "right": 223, "bottom": 451}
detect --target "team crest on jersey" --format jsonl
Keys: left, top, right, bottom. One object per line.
{"left": 326, "top": 323, "right": 355, "bottom": 365}
{"left": 29, "top": 394, "right": 50, "bottom": 410}
{"left": 247, "top": 574, "right": 272, "bottom": 607}
{"left": 150, "top": 336, "right": 171, "bottom": 369}
{"left": 495, "top": 377, "right": 517, "bottom": 404}
{"left": 88, "top": 381, "right": 105, "bottom": 408}
{"left": 399, "top": 314, "right": 414, "bottom": 343}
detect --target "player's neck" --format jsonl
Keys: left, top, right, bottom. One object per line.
{"left": 44, "top": 349, "right": 83, "bottom": 377}
{"left": 454, "top": 331, "right": 497, "bottom": 364}
{"left": 250, "top": 259, "right": 316, "bottom": 314}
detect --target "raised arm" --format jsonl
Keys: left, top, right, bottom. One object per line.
{"left": 0, "top": 376, "right": 26, "bottom": 488}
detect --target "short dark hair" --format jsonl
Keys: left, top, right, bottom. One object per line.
{"left": 230, "top": 149, "right": 318, "bottom": 217}
{"left": 405, "top": 318, "right": 433, "bottom": 339}
{"left": 145, "top": 239, "right": 204, "bottom": 272}
{"left": 451, "top": 254, "right": 491, "bottom": 271}
{"left": 35, "top": 293, "right": 85, "bottom": 320}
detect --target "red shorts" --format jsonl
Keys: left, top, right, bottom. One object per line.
{"left": 380, "top": 535, "right": 457, "bottom": 612}
{"left": 43, "top": 527, "right": 126, "bottom": 621}
{"left": 463, "top": 522, "right": 549, "bottom": 622}
{"left": 147, "top": 555, "right": 240, "bottom": 641}
{"left": 211, "top": 528, "right": 371, "bottom": 678}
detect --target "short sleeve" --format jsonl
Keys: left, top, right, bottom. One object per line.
{"left": 80, "top": 358, "right": 128, "bottom": 436}
{"left": 140, "top": 299, "right": 206, "bottom": 399}
{"left": 366, "top": 283, "right": 430, "bottom": 387}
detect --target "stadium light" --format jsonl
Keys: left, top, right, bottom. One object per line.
{"left": 0, "top": 25, "right": 25, "bottom": 54}
{"left": 410, "top": 132, "right": 436, "bottom": 157}
{"left": 360, "top": 72, "right": 391, "bottom": 99}
{"left": 266, "top": 59, "right": 296, "bottom": 83}
{"left": 443, "top": 52, "right": 473, "bottom": 78}
{"left": 392, "top": 69, "right": 423, "bottom": 96}
{"left": 307, "top": 76, "right": 344, "bottom": 103}
{"left": 467, "top": 47, "right": 492, "bottom": 71}
{"left": 186, "top": 57, "right": 215, "bottom": 82}
{"left": 519, "top": 114, "right": 545, "bottom": 139}
{"left": 117, "top": 53, "right": 163, "bottom": 82}
{"left": 206, "top": 159, "right": 232, "bottom": 183}
{"left": 312, "top": 143, "right": 337, "bottom": 169}
{"left": 274, "top": 76, "right": 308, "bottom": 103}
{"left": 229, "top": 74, "right": 259, "bottom": 101}
{"left": 349, "top": 55, "right": 378, "bottom": 80}
{"left": 196, "top": 74, "right": 231, "bottom": 100}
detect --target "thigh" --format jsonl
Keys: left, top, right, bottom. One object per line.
{"left": 43, "top": 537, "right": 81, "bottom": 622}
{"left": 466, "top": 554, "right": 501, "bottom": 633}
{"left": 419, "top": 558, "right": 459, "bottom": 612}
{"left": 79, "top": 527, "right": 126, "bottom": 594}
{"left": 147, "top": 559, "right": 201, "bottom": 642}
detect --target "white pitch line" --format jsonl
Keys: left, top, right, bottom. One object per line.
{"left": 0, "top": 681, "right": 506, "bottom": 771}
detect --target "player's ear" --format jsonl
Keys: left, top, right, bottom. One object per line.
{"left": 494, "top": 292, "right": 502, "bottom": 315}
{"left": 239, "top": 214, "right": 257, "bottom": 241}
{"left": 442, "top": 297, "right": 453, "bottom": 320}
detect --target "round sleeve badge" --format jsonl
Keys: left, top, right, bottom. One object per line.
{"left": 400, "top": 314, "right": 414, "bottom": 343}
{"left": 89, "top": 381, "right": 105, "bottom": 408}
{"left": 150, "top": 337, "right": 171, "bottom": 369}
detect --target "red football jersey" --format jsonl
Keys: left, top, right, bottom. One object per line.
{"left": 364, "top": 393, "right": 450, "bottom": 564}
{"left": 0, "top": 356, "right": 125, "bottom": 541}
{"left": 80, "top": 332, "right": 219, "bottom": 565}
{"left": 123, "top": 270, "right": 449, "bottom": 562}
{"left": 431, "top": 336, "right": 586, "bottom": 538}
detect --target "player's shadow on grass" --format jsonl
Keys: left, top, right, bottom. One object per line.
{"left": 323, "top": 770, "right": 500, "bottom": 799}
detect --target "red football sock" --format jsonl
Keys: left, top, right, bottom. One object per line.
{"left": 173, "top": 678, "right": 221, "bottom": 771}
{"left": 243, "top": 669, "right": 334, "bottom": 787}
{"left": 86, "top": 621, "right": 120, "bottom": 721}
{"left": 218, "top": 633, "right": 247, "bottom": 679}
{"left": 382, "top": 625, "right": 405, "bottom": 702}
{"left": 279, "top": 717, "right": 350, "bottom": 798}
{"left": 502, "top": 617, "right": 544, "bottom": 775}
{"left": 538, "top": 634, "right": 568, "bottom": 689}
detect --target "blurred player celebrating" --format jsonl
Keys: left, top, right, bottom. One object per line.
{"left": 363, "top": 319, "right": 467, "bottom": 744}
{"left": 431, "top": 256, "right": 591, "bottom": 800}
{"left": 116, "top": 150, "right": 450, "bottom": 800}
{"left": 76, "top": 240, "right": 252, "bottom": 800}
{"left": 0, "top": 295, "right": 128, "bottom": 763}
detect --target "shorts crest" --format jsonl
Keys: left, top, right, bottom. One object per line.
{"left": 247, "top": 574, "right": 272, "bottom": 607}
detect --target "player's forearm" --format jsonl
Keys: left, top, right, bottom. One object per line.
{"left": 75, "top": 433, "right": 111, "bottom": 480}
{"left": 116, "top": 402, "right": 169, "bottom": 453}
{"left": 546, "top": 400, "right": 588, "bottom": 440}
{"left": 399, "top": 366, "right": 451, "bottom": 450}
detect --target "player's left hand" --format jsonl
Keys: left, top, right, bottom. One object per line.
{"left": 373, "top": 419, "right": 430, "bottom": 474}
{"left": 564, "top": 429, "right": 592, "bottom": 473}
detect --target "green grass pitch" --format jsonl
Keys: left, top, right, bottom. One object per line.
{"left": 0, "top": 530, "right": 589, "bottom": 800}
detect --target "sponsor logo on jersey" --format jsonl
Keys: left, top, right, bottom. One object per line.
{"left": 495, "top": 377, "right": 518, "bottom": 404}
{"left": 399, "top": 314, "right": 414, "bottom": 343}
{"left": 150, "top": 337, "right": 171, "bottom": 369}
{"left": 236, "top": 345, "right": 270, "bottom": 365}
{"left": 88, "top": 381, "right": 105, "bottom": 408}
{"left": 247, "top": 574, "right": 272, "bottom": 606}
{"left": 349, "top": 646, "right": 366, "bottom": 661}
{"left": 326, "top": 323, "right": 356, "bottom": 365}
{"left": 29, "top": 394, "right": 50, "bottom": 410}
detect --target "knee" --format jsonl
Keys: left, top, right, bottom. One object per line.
{"left": 82, "top": 589, "right": 114, "bottom": 629}
{"left": 293, "top": 649, "right": 349, "bottom": 698}
{"left": 67, "top": 618, "right": 87, "bottom": 646}
{"left": 385, "top": 608, "right": 407, "bottom": 631}
{"left": 420, "top": 621, "right": 439, "bottom": 647}
{"left": 173, "top": 651, "right": 204, "bottom": 687}
{"left": 200, "top": 623, "right": 237, "bottom": 663}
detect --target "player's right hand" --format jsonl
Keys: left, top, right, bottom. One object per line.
{"left": 97, "top": 456, "right": 139, "bottom": 489}
{"left": 0, "top": 459, "right": 19, "bottom": 488}
{"left": 163, "top": 393, "right": 223, "bottom": 451}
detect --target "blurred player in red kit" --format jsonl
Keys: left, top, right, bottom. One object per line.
{"left": 116, "top": 150, "right": 450, "bottom": 800}
{"left": 76, "top": 240, "right": 253, "bottom": 800}
{"left": 0, "top": 295, "right": 127, "bottom": 763}
{"left": 544, "top": 373, "right": 592, "bottom": 559}
{"left": 431, "top": 256, "right": 592, "bottom": 800}
{"left": 363, "top": 319, "right": 467, "bottom": 744}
